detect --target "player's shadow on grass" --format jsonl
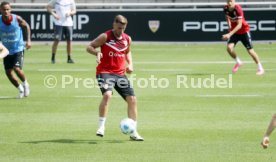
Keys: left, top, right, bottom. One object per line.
{"left": 19, "top": 139, "right": 125, "bottom": 144}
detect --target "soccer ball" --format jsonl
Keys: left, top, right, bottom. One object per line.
{"left": 120, "top": 118, "right": 135, "bottom": 135}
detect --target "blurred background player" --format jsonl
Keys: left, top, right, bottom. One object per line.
{"left": 47, "top": 0, "right": 76, "bottom": 64}
{"left": 261, "top": 114, "right": 276, "bottom": 149}
{"left": 86, "top": 15, "right": 144, "bottom": 141}
{"left": 0, "top": 1, "right": 31, "bottom": 99}
{"left": 222, "top": 0, "right": 264, "bottom": 75}
{"left": 0, "top": 44, "right": 9, "bottom": 59}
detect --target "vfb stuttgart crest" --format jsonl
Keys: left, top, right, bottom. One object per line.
{"left": 148, "top": 20, "right": 160, "bottom": 33}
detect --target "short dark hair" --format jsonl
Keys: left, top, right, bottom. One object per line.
{"left": 1, "top": 1, "right": 10, "bottom": 8}
{"left": 114, "top": 15, "right": 128, "bottom": 25}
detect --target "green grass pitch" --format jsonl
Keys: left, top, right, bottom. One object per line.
{"left": 0, "top": 42, "right": 276, "bottom": 162}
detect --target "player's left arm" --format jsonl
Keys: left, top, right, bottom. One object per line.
{"left": 125, "top": 37, "right": 133, "bottom": 74}
{"left": 17, "top": 16, "right": 31, "bottom": 49}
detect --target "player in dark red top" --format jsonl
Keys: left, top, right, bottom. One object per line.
{"left": 87, "top": 15, "right": 143, "bottom": 141}
{"left": 96, "top": 29, "right": 131, "bottom": 76}
{"left": 222, "top": 0, "right": 264, "bottom": 75}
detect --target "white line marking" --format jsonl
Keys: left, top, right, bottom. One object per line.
{"left": 263, "top": 69, "right": 276, "bottom": 71}
{"left": 27, "top": 46, "right": 276, "bottom": 52}
{"left": 138, "top": 69, "right": 192, "bottom": 72}
{"left": 74, "top": 96, "right": 120, "bottom": 98}
{"left": 135, "top": 61, "right": 256, "bottom": 64}
{"left": 38, "top": 69, "right": 92, "bottom": 72}
{"left": 0, "top": 96, "right": 16, "bottom": 99}
{"left": 74, "top": 96, "right": 102, "bottom": 98}
{"left": 243, "top": 68, "right": 276, "bottom": 71}
{"left": 38, "top": 68, "right": 192, "bottom": 72}
{"left": 196, "top": 94, "right": 262, "bottom": 98}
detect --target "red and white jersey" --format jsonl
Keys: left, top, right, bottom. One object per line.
{"left": 96, "top": 30, "right": 130, "bottom": 75}
{"left": 224, "top": 4, "right": 250, "bottom": 34}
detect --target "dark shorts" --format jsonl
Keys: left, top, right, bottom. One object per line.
{"left": 54, "top": 25, "right": 73, "bottom": 41}
{"left": 228, "top": 32, "right": 253, "bottom": 49}
{"left": 3, "top": 51, "right": 24, "bottom": 70}
{"left": 96, "top": 73, "right": 135, "bottom": 100}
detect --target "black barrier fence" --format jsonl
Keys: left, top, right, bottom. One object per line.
{"left": 14, "top": 10, "right": 276, "bottom": 41}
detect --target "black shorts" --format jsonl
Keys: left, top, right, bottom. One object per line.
{"left": 228, "top": 32, "right": 253, "bottom": 49}
{"left": 54, "top": 25, "right": 73, "bottom": 41}
{"left": 3, "top": 51, "right": 24, "bottom": 70}
{"left": 96, "top": 73, "right": 135, "bottom": 100}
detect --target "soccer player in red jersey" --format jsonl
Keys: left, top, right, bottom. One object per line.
{"left": 86, "top": 15, "right": 143, "bottom": 141}
{"left": 261, "top": 114, "right": 276, "bottom": 149}
{"left": 222, "top": 0, "right": 264, "bottom": 75}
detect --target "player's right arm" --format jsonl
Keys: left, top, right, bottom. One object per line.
{"left": 225, "top": 16, "right": 232, "bottom": 31}
{"left": 0, "top": 44, "right": 9, "bottom": 59}
{"left": 47, "top": 0, "right": 59, "bottom": 20}
{"left": 86, "top": 33, "right": 107, "bottom": 64}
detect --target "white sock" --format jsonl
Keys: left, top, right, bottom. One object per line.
{"left": 23, "top": 80, "right": 29, "bottom": 86}
{"left": 235, "top": 57, "right": 242, "bottom": 64}
{"left": 98, "top": 117, "right": 106, "bottom": 128}
{"left": 17, "top": 84, "right": 24, "bottom": 92}
{"left": 134, "top": 121, "right": 137, "bottom": 130}
{"left": 257, "top": 63, "right": 263, "bottom": 70}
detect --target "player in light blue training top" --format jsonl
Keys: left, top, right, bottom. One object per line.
{"left": 0, "top": 1, "right": 31, "bottom": 99}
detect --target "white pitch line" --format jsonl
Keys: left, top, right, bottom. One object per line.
{"left": 38, "top": 68, "right": 192, "bottom": 72}
{"left": 74, "top": 96, "right": 102, "bottom": 98}
{"left": 262, "top": 69, "right": 276, "bottom": 71}
{"left": 196, "top": 94, "right": 262, "bottom": 98}
{"left": 29, "top": 47, "right": 88, "bottom": 52}
{"left": 135, "top": 61, "right": 257, "bottom": 64}
{"left": 135, "top": 60, "right": 274, "bottom": 65}
{"left": 0, "top": 96, "right": 16, "bottom": 99}
{"left": 138, "top": 69, "right": 192, "bottom": 72}
{"left": 74, "top": 96, "right": 120, "bottom": 98}
{"left": 38, "top": 69, "right": 92, "bottom": 72}
{"left": 243, "top": 68, "right": 276, "bottom": 71}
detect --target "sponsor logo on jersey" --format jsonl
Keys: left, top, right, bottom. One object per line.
{"left": 108, "top": 51, "right": 125, "bottom": 58}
